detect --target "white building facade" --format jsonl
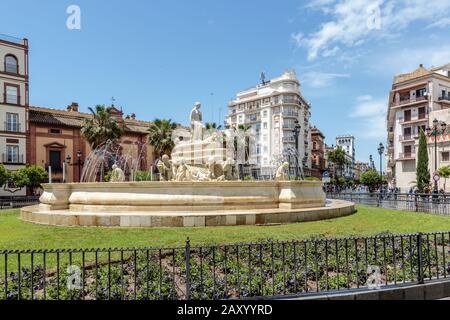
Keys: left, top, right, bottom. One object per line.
{"left": 387, "top": 63, "right": 450, "bottom": 192}
{"left": 0, "top": 35, "right": 28, "bottom": 196}
{"left": 335, "top": 135, "right": 356, "bottom": 179}
{"left": 226, "top": 71, "right": 312, "bottom": 177}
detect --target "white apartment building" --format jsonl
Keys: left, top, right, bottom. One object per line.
{"left": 387, "top": 63, "right": 450, "bottom": 191}
{"left": 226, "top": 70, "right": 312, "bottom": 177}
{"left": 0, "top": 35, "right": 28, "bottom": 196}
{"left": 336, "top": 135, "right": 356, "bottom": 179}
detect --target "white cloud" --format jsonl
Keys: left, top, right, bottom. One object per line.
{"left": 425, "top": 17, "right": 450, "bottom": 29}
{"left": 349, "top": 95, "right": 387, "bottom": 139}
{"left": 301, "top": 71, "right": 350, "bottom": 88}
{"left": 371, "top": 45, "right": 450, "bottom": 75}
{"left": 296, "top": 0, "right": 450, "bottom": 61}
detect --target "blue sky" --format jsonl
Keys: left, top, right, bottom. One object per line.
{"left": 2, "top": 0, "right": 450, "bottom": 164}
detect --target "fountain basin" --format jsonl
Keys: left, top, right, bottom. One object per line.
{"left": 20, "top": 181, "right": 355, "bottom": 227}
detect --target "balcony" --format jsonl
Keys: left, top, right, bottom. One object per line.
{"left": 398, "top": 153, "right": 416, "bottom": 160}
{"left": 282, "top": 136, "right": 295, "bottom": 143}
{"left": 438, "top": 95, "right": 450, "bottom": 103}
{"left": 393, "top": 95, "right": 427, "bottom": 107}
{"left": 399, "top": 135, "right": 417, "bottom": 142}
{"left": 282, "top": 111, "right": 299, "bottom": 118}
{"left": 398, "top": 115, "right": 427, "bottom": 124}
{"left": 3, "top": 122, "right": 22, "bottom": 133}
{"left": 2, "top": 153, "right": 24, "bottom": 164}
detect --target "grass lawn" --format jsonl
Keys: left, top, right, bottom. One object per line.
{"left": 2, "top": 205, "right": 450, "bottom": 250}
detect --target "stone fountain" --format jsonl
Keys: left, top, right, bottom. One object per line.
{"left": 21, "top": 102, "right": 355, "bottom": 227}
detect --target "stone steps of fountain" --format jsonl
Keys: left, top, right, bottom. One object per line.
{"left": 20, "top": 200, "right": 355, "bottom": 228}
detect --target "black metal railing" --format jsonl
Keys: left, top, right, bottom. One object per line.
{"left": 2, "top": 154, "right": 24, "bottom": 164}
{"left": 327, "top": 192, "right": 450, "bottom": 215}
{"left": 3, "top": 122, "right": 21, "bottom": 133}
{"left": 0, "top": 196, "right": 39, "bottom": 209}
{"left": 0, "top": 231, "right": 449, "bottom": 300}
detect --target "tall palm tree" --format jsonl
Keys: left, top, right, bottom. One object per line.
{"left": 148, "top": 118, "right": 178, "bottom": 160}
{"left": 205, "top": 122, "right": 222, "bottom": 130}
{"left": 81, "top": 105, "right": 124, "bottom": 149}
{"left": 327, "top": 146, "right": 351, "bottom": 179}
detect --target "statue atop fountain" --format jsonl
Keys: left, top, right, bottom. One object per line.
{"left": 190, "top": 102, "right": 203, "bottom": 142}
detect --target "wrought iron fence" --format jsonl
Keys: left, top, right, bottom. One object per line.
{"left": 0, "top": 196, "right": 40, "bottom": 209}
{"left": 1, "top": 231, "right": 449, "bottom": 300}
{"left": 327, "top": 192, "right": 450, "bottom": 215}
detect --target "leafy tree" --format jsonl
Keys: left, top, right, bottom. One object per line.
{"left": 148, "top": 118, "right": 178, "bottom": 160}
{"left": 438, "top": 165, "right": 450, "bottom": 191}
{"left": 12, "top": 165, "right": 48, "bottom": 195}
{"left": 0, "top": 164, "right": 9, "bottom": 187}
{"left": 360, "top": 170, "right": 383, "bottom": 192}
{"left": 81, "top": 105, "right": 125, "bottom": 149}
{"left": 327, "top": 146, "right": 351, "bottom": 179}
{"left": 416, "top": 129, "right": 430, "bottom": 192}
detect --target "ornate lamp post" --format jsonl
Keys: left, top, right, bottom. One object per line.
{"left": 377, "top": 143, "right": 385, "bottom": 177}
{"left": 369, "top": 154, "right": 374, "bottom": 170}
{"left": 426, "top": 118, "right": 447, "bottom": 193}
{"left": 293, "top": 120, "right": 301, "bottom": 178}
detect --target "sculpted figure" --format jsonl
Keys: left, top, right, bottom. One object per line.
{"left": 275, "top": 162, "right": 290, "bottom": 181}
{"left": 217, "top": 159, "right": 233, "bottom": 181}
{"left": 110, "top": 164, "right": 125, "bottom": 182}
{"left": 156, "top": 154, "right": 173, "bottom": 181}
{"left": 190, "top": 102, "right": 204, "bottom": 141}
{"left": 176, "top": 160, "right": 188, "bottom": 181}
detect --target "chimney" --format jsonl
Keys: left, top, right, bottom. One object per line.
{"left": 67, "top": 102, "right": 79, "bottom": 112}
{"left": 131, "top": 113, "right": 136, "bottom": 120}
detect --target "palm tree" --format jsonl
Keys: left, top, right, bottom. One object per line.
{"left": 81, "top": 105, "right": 124, "bottom": 149}
{"left": 327, "top": 146, "right": 351, "bottom": 179}
{"left": 147, "top": 118, "right": 178, "bottom": 160}
{"left": 205, "top": 122, "right": 222, "bottom": 130}
{"left": 438, "top": 165, "right": 450, "bottom": 191}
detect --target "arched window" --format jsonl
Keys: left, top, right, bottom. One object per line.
{"left": 5, "top": 55, "right": 18, "bottom": 74}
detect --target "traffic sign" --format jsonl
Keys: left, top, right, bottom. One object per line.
{"left": 433, "top": 172, "right": 440, "bottom": 182}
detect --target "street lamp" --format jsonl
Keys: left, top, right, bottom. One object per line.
{"left": 426, "top": 118, "right": 447, "bottom": 193}
{"left": 369, "top": 154, "right": 374, "bottom": 170}
{"left": 293, "top": 120, "right": 301, "bottom": 178}
{"left": 377, "top": 143, "right": 385, "bottom": 177}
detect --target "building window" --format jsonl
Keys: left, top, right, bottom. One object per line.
{"left": 416, "top": 88, "right": 426, "bottom": 97}
{"left": 6, "top": 145, "right": 19, "bottom": 163}
{"left": 5, "top": 113, "right": 19, "bottom": 132}
{"left": 50, "top": 128, "right": 62, "bottom": 134}
{"left": 5, "top": 85, "right": 18, "bottom": 104}
{"left": 5, "top": 55, "right": 18, "bottom": 74}
{"left": 263, "top": 122, "right": 267, "bottom": 129}
{"left": 442, "top": 152, "right": 450, "bottom": 162}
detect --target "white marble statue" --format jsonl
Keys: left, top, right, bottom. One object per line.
{"left": 110, "top": 164, "right": 125, "bottom": 182}
{"left": 156, "top": 154, "right": 173, "bottom": 181}
{"left": 190, "top": 102, "right": 203, "bottom": 141}
{"left": 275, "top": 162, "right": 289, "bottom": 181}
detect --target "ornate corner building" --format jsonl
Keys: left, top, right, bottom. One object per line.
{"left": 0, "top": 35, "right": 29, "bottom": 196}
